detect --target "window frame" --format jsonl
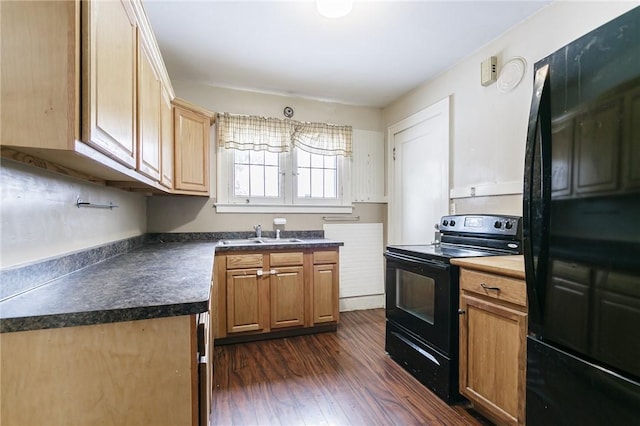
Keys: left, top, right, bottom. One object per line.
{"left": 216, "top": 147, "right": 352, "bottom": 213}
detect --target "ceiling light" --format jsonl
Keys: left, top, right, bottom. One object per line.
{"left": 316, "top": 0, "right": 353, "bottom": 19}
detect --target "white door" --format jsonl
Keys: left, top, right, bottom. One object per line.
{"left": 388, "top": 97, "right": 450, "bottom": 245}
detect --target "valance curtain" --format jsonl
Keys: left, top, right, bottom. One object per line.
{"left": 217, "top": 113, "right": 352, "bottom": 157}
{"left": 217, "top": 113, "right": 291, "bottom": 153}
{"left": 291, "top": 122, "right": 352, "bottom": 157}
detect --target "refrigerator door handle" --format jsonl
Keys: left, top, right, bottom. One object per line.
{"left": 523, "top": 63, "right": 551, "bottom": 330}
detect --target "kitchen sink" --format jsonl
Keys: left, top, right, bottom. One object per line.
{"left": 218, "top": 239, "right": 263, "bottom": 246}
{"left": 218, "top": 238, "right": 303, "bottom": 246}
{"left": 260, "top": 238, "right": 303, "bottom": 244}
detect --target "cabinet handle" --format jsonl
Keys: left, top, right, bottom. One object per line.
{"left": 480, "top": 283, "right": 501, "bottom": 292}
{"left": 458, "top": 309, "right": 466, "bottom": 315}
{"left": 256, "top": 269, "right": 277, "bottom": 277}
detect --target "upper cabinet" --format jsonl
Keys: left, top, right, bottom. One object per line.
{"left": 1, "top": 0, "right": 81, "bottom": 153}
{"left": 136, "top": 30, "right": 162, "bottom": 181}
{"left": 160, "top": 87, "right": 175, "bottom": 189}
{"left": 82, "top": 0, "right": 138, "bottom": 169}
{"left": 173, "top": 99, "right": 214, "bottom": 195}
{"left": 1, "top": 0, "right": 211, "bottom": 196}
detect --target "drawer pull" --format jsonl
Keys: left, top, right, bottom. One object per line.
{"left": 480, "top": 283, "right": 501, "bottom": 292}
{"left": 458, "top": 309, "right": 466, "bottom": 315}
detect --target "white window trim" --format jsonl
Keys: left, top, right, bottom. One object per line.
{"left": 215, "top": 147, "right": 353, "bottom": 213}
{"left": 214, "top": 204, "right": 354, "bottom": 214}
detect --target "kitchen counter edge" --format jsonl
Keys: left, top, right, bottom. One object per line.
{"left": 0, "top": 242, "right": 217, "bottom": 333}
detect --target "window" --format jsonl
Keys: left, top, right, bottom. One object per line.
{"left": 233, "top": 150, "right": 280, "bottom": 198}
{"left": 216, "top": 113, "right": 352, "bottom": 213}
{"left": 295, "top": 148, "right": 337, "bottom": 199}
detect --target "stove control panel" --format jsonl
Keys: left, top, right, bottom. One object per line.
{"left": 439, "top": 214, "right": 521, "bottom": 237}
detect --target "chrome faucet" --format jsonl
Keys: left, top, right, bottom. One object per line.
{"left": 253, "top": 224, "right": 262, "bottom": 238}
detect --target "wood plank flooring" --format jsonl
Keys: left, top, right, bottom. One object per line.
{"left": 211, "top": 309, "right": 489, "bottom": 425}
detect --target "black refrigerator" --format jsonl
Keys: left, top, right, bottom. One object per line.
{"left": 523, "top": 6, "right": 640, "bottom": 425}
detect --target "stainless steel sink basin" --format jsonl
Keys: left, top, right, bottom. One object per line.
{"left": 218, "top": 238, "right": 303, "bottom": 246}
{"left": 260, "top": 238, "right": 303, "bottom": 244}
{"left": 218, "top": 239, "right": 264, "bottom": 246}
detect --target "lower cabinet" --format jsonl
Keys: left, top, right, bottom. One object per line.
{"left": 0, "top": 315, "right": 209, "bottom": 426}
{"left": 312, "top": 251, "right": 340, "bottom": 324}
{"left": 455, "top": 259, "right": 527, "bottom": 426}
{"left": 214, "top": 248, "right": 340, "bottom": 342}
{"left": 226, "top": 268, "right": 266, "bottom": 334}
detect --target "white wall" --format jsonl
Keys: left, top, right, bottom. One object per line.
{"left": 0, "top": 160, "right": 147, "bottom": 268}
{"left": 171, "top": 84, "right": 384, "bottom": 131}
{"left": 147, "top": 85, "right": 386, "bottom": 233}
{"left": 383, "top": 1, "right": 637, "bottom": 216}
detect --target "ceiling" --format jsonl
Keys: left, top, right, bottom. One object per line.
{"left": 144, "top": 1, "right": 552, "bottom": 108}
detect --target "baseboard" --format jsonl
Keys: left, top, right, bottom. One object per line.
{"left": 339, "top": 294, "right": 385, "bottom": 312}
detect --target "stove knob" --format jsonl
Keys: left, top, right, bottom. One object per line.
{"left": 442, "top": 220, "right": 449, "bottom": 226}
{"left": 450, "top": 220, "right": 456, "bottom": 226}
{"left": 494, "top": 221, "right": 502, "bottom": 229}
{"left": 505, "top": 222, "right": 513, "bottom": 230}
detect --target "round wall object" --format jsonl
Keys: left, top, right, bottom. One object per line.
{"left": 283, "top": 106, "right": 294, "bottom": 118}
{"left": 497, "top": 57, "right": 527, "bottom": 93}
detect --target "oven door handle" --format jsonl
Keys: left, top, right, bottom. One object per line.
{"left": 391, "top": 331, "right": 440, "bottom": 366}
{"left": 385, "top": 252, "right": 449, "bottom": 271}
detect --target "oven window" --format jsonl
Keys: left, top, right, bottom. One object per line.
{"left": 396, "top": 269, "right": 435, "bottom": 325}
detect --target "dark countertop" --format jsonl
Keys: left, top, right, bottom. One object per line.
{"left": 0, "top": 241, "right": 217, "bottom": 333}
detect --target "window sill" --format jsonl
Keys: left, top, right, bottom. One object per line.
{"left": 214, "top": 203, "right": 354, "bottom": 214}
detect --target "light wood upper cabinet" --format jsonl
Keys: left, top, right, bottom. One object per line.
{"left": 82, "top": 0, "right": 137, "bottom": 168}
{"left": 160, "top": 87, "right": 174, "bottom": 189}
{"left": 0, "top": 0, "right": 201, "bottom": 195}
{"left": 136, "top": 34, "right": 162, "bottom": 181}
{"left": 173, "top": 99, "right": 213, "bottom": 195}
{"left": 1, "top": 0, "right": 80, "bottom": 151}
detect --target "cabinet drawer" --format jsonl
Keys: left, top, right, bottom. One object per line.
{"left": 460, "top": 269, "right": 526, "bottom": 308}
{"left": 270, "top": 252, "right": 303, "bottom": 267}
{"left": 313, "top": 250, "right": 338, "bottom": 264}
{"left": 226, "top": 254, "right": 263, "bottom": 269}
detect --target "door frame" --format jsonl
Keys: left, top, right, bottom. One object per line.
{"left": 387, "top": 97, "right": 450, "bottom": 245}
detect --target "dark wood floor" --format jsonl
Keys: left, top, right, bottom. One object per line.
{"left": 211, "top": 309, "right": 489, "bottom": 425}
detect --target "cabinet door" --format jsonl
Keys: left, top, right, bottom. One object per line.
{"left": 312, "top": 263, "right": 339, "bottom": 324}
{"left": 270, "top": 266, "right": 305, "bottom": 329}
{"left": 137, "top": 37, "right": 161, "bottom": 180}
{"left": 226, "top": 269, "right": 267, "bottom": 334}
{"left": 82, "top": 0, "right": 137, "bottom": 168}
{"left": 174, "top": 106, "right": 210, "bottom": 193}
{"left": 1, "top": 0, "right": 80, "bottom": 151}
{"left": 160, "top": 88, "right": 174, "bottom": 189}
{"left": 459, "top": 293, "right": 527, "bottom": 425}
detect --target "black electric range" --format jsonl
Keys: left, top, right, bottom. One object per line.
{"left": 384, "top": 214, "right": 522, "bottom": 403}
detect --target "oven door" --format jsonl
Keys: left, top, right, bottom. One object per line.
{"left": 385, "top": 251, "right": 457, "bottom": 356}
